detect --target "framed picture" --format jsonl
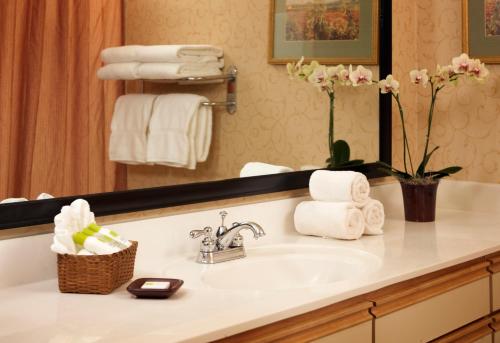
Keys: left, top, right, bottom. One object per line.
{"left": 463, "top": 0, "right": 500, "bottom": 63}
{"left": 268, "top": 0, "right": 379, "bottom": 65}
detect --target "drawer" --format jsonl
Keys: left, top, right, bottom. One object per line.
{"left": 431, "top": 317, "right": 493, "bottom": 343}
{"left": 368, "top": 261, "right": 491, "bottom": 343}
{"left": 375, "top": 277, "right": 490, "bottom": 343}
{"left": 311, "top": 320, "right": 371, "bottom": 343}
{"left": 215, "top": 298, "right": 373, "bottom": 343}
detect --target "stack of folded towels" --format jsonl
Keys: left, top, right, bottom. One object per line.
{"left": 109, "top": 93, "right": 211, "bottom": 169}
{"left": 294, "top": 170, "right": 385, "bottom": 240}
{"left": 50, "top": 199, "right": 131, "bottom": 255}
{"left": 97, "top": 45, "right": 224, "bottom": 80}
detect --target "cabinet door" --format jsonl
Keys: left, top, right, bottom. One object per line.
{"left": 369, "top": 261, "right": 491, "bottom": 343}
{"left": 215, "top": 298, "right": 373, "bottom": 343}
{"left": 431, "top": 317, "right": 492, "bottom": 343}
{"left": 492, "top": 272, "right": 500, "bottom": 311}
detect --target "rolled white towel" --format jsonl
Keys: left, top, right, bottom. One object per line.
{"left": 37, "top": 193, "right": 54, "bottom": 200}
{"left": 309, "top": 170, "right": 370, "bottom": 205}
{"left": 294, "top": 201, "right": 364, "bottom": 240}
{"left": 358, "top": 198, "right": 385, "bottom": 235}
{"left": 101, "top": 45, "right": 224, "bottom": 64}
{"left": 97, "top": 62, "right": 139, "bottom": 80}
{"left": 240, "top": 162, "right": 294, "bottom": 177}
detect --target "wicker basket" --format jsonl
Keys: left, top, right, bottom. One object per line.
{"left": 57, "top": 241, "right": 138, "bottom": 294}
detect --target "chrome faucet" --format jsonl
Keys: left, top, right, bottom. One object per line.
{"left": 189, "top": 211, "right": 265, "bottom": 264}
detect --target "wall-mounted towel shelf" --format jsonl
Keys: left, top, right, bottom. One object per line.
{"left": 141, "top": 65, "right": 238, "bottom": 114}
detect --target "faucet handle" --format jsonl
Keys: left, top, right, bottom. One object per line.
{"left": 219, "top": 211, "right": 228, "bottom": 226}
{"left": 190, "top": 226, "right": 213, "bottom": 239}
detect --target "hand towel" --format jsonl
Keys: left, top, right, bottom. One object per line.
{"left": 309, "top": 170, "right": 370, "bottom": 205}
{"left": 147, "top": 94, "right": 211, "bottom": 169}
{"left": 358, "top": 198, "right": 385, "bottom": 235}
{"left": 101, "top": 45, "right": 224, "bottom": 64}
{"left": 240, "top": 162, "right": 294, "bottom": 177}
{"left": 51, "top": 199, "right": 96, "bottom": 254}
{"left": 97, "top": 62, "right": 139, "bottom": 80}
{"left": 136, "top": 62, "right": 223, "bottom": 80}
{"left": 109, "top": 94, "right": 157, "bottom": 165}
{"left": 294, "top": 201, "right": 364, "bottom": 240}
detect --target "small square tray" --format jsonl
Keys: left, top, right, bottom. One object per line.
{"left": 126, "top": 278, "right": 184, "bottom": 299}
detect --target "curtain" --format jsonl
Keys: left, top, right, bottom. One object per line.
{"left": 0, "top": 0, "right": 126, "bottom": 200}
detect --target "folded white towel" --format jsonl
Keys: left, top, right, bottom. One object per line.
{"left": 101, "top": 45, "right": 224, "bottom": 64}
{"left": 136, "top": 62, "right": 223, "bottom": 80}
{"left": 294, "top": 201, "right": 364, "bottom": 240}
{"left": 0, "top": 198, "right": 28, "bottom": 204}
{"left": 240, "top": 162, "right": 294, "bottom": 177}
{"left": 358, "top": 198, "right": 385, "bottom": 235}
{"left": 309, "top": 170, "right": 370, "bottom": 205}
{"left": 109, "top": 94, "right": 157, "bottom": 165}
{"left": 147, "top": 94, "right": 212, "bottom": 169}
{"left": 97, "top": 62, "right": 139, "bottom": 80}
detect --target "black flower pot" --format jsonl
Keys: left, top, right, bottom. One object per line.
{"left": 399, "top": 180, "right": 439, "bottom": 222}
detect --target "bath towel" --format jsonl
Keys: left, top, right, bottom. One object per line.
{"left": 240, "top": 162, "right": 294, "bottom": 177}
{"left": 147, "top": 94, "right": 212, "bottom": 169}
{"left": 101, "top": 45, "right": 224, "bottom": 64}
{"left": 109, "top": 94, "right": 157, "bottom": 164}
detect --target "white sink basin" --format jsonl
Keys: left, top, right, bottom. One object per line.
{"left": 165, "top": 244, "right": 382, "bottom": 291}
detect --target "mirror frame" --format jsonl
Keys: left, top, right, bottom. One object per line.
{"left": 0, "top": 1, "right": 392, "bottom": 230}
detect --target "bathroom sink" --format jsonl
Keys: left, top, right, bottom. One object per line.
{"left": 199, "top": 244, "right": 382, "bottom": 291}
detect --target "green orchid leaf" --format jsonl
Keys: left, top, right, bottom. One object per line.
{"left": 376, "top": 161, "right": 412, "bottom": 179}
{"left": 425, "top": 166, "right": 463, "bottom": 179}
{"left": 434, "top": 166, "right": 462, "bottom": 175}
{"left": 416, "top": 146, "right": 440, "bottom": 177}
{"left": 332, "top": 140, "right": 350, "bottom": 166}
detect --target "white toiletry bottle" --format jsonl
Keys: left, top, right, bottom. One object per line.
{"left": 86, "top": 223, "right": 131, "bottom": 249}
{"left": 72, "top": 232, "right": 120, "bottom": 255}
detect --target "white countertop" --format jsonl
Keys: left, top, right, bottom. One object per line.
{"left": 1, "top": 181, "right": 499, "bottom": 343}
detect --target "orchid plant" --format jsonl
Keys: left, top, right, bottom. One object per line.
{"left": 287, "top": 57, "right": 373, "bottom": 167}
{"left": 378, "top": 53, "right": 489, "bottom": 182}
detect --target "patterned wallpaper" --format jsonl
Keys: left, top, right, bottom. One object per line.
{"left": 124, "top": 0, "right": 380, "bottom": 189}
{"left": 393, "top": 0, "right": 499, "bottom": 184}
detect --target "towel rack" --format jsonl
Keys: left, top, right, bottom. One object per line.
{"left": 141, "top": 65, "right": 238, "bottom": 114}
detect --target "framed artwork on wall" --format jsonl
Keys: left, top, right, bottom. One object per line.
{"left": 463, "top": 0, "right": 500, "bottom": 63}
{"left": 268, "top": 0, "right": 379, "bottom": 65}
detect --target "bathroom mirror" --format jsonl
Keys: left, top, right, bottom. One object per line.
{"left": 0, "top": 0, "right": 391, "bottom": 230}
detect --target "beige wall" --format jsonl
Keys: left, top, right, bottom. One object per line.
{"left": 393, "top": 0, "right": 500, "bottom": 183}
{"left": 125, "top": 0, "right": 380, "bottom": 189}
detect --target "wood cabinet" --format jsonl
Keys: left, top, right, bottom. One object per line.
{"left": 368, "top": 261, "right": 491, "bottom": 343}
{"left": 214, "top": 298, "right": 373, "bottom": 343}
{"left": 218, "top": 256, "right": 500, "bottom": 342}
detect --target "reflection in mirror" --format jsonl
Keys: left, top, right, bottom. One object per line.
{"left": 125, "top": 0, "right": 380, "bottom": 189}
{"left": 0, "top": 0, "right": 382, "bottom": 203}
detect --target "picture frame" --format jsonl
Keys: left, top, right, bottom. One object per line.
{"left": 268, "top": 0, "right": 379, "bottom": 65}
{"left": 462, "top": 0, "right": 500, "bottom": 63}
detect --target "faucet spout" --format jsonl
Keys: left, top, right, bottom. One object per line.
{"left": 217, "top": 221, "right": 265, "bottom": 249}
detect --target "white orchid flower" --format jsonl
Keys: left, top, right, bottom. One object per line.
{"left": 301, "top": 60, "right": 320, "bottom": 78}
{"left": 379, "top": 75, "right": 400, "bottom": 95}
{"left": 307, "top": 65, "right": 333, "bottom": 92}
{"left": 409, "top": 69, "right": 429, "bottom": 86}
{"left": 349, "top": 65, "right": 373, "bottom": 86}
{"left": 466, "top": 59, "right": 489, "bottom": 81}
{"left": 452, "top": 53, "right": 471, "bottom": 74}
